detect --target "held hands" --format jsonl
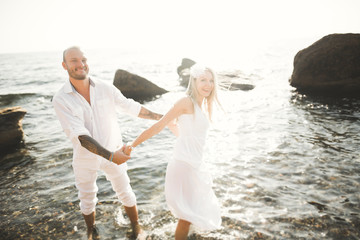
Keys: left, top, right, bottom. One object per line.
{"left": 111, "top": 145, "right": 132, "bottom": 165}
{"left": 123, "top": 143, "right": 133, "bottom": 156}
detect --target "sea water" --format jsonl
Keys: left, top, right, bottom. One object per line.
{"left": 0, "top": 41, "right": 359, "bottom": 239}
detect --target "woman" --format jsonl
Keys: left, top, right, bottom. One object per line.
{"left": 127, "top": 64, "right": 222, "bottom": 239}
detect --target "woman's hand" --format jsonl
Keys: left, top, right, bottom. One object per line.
{"left": 123, "top": 143, "right": 133, "bottom": 156}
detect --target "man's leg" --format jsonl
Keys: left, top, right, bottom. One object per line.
{"left": 83, "top": 211, "right": 99, "bottom": 240}
{"left": 102, "top": 161, "right": 144, "bottom": 237}
{"left": 73, "top": 164, "right": 99, "bottom": 239}
{"left": 124, "top": 205, "right": 143, "bottom": 236}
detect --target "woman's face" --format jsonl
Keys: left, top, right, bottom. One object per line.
{"left": 195, "top": 70, "right": 214, "bottom": 98}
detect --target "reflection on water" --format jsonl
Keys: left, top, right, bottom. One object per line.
{"left": 0, "top": 48, "right": 359, "bottom": 239}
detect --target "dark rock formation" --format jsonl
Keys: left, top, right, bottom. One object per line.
{"left": 113, "top": 69, "right": 168, "bottom": 102}
{"left": 177, "top": 58, "right": 256, "bottom": 91}
{"left": 0, "top": 106, "right": 26, "bottom": 152}
{"left": 177, "top": 58, "right": 197, "bottom": 87}
{"left": 290, "top": 33, "right": 360, "bottom": 97}
{"left": 218, "top": 72, "right": 256, "bottom": 91}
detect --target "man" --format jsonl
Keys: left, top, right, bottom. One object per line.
{"left": 52, "top": 46, "right": 162, "bottom": 239}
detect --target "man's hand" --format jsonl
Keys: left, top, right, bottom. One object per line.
{"left": 112, "top": 145, "right": 131, "bottom": 165}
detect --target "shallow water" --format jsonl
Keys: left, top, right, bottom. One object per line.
{"left": 0, "top": 44, "right": 359, "bottom": 239}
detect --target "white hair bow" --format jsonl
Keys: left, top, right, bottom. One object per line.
{"left": 190, "top": 64, "right": 207, "bottom": 78}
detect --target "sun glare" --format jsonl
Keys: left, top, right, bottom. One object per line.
{"left": 0, "top": 0, "right": 359, "bottom": 54}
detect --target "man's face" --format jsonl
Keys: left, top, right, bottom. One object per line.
{"left": 62, "top": 48, "right": 89, "bottom": 80}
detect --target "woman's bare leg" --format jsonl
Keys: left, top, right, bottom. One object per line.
{"left": 175, "top": 219, "right": 191, "bottom": 240}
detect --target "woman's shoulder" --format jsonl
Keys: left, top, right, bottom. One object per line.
{"left": 175, "top": 96, "right": 192, "bottom": 104}
{"left": 174, "top": 96, "right": 194, "bottom": 114}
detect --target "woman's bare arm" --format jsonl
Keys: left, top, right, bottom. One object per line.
{"left": 131, "top": 97, "right": 192, "bottom": 148}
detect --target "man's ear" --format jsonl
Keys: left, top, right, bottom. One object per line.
{"left": 62, "top": 61, "right": 67, "bottom": 70}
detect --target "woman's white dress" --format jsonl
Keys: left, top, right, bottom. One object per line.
{"left": 165, "top": 102, "right": 221, "bottom": 231}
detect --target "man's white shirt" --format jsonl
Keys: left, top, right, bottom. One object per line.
{"left": 52, "top": 78, "right": 141, "bottom": 168}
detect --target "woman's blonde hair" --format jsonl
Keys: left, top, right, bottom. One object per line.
{"left": 186, "top": 64, "right": 221, "bottom": 121}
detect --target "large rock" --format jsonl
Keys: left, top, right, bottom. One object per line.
{"left": 290, "top": 33, "right": 360, "bottom": 97}
{"left": 113, "top": 69, "right": 168, "bottom": 102}
{"left": 0, "top": 106, "right": 26, "bottom": 152}
{"left": 177, "top": 58, "right": 196, "bottom": 87}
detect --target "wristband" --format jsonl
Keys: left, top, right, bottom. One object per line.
{"left": 110, "top": 152, "right": 114, "bottom": 162}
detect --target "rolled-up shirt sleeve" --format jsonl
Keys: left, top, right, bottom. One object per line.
{"left": 112, "top": 85, "right": 141, "bottom": 117}
{"left": 52, "top": 96, "right": 91, "bottom": 143}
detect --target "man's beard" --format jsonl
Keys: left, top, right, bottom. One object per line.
{"left": 68, "top": 67, "right": 88, "bottom": 80}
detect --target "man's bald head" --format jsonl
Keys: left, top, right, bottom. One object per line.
{"left": 63, "top": 46, "right": 82, "bottom": 63}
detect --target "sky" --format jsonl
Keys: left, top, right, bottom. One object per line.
{"left": 0, "top": 0, "right": 359, "bottom": 55}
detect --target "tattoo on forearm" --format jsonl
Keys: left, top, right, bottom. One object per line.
{"left": 139, "top": 107, "right": 163, "bottom": 120}
{"left": 78, "top": 135, "right": 111, "bottom": 160}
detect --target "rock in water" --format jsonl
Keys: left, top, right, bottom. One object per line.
{"left": 176, "top": 58, "right": 256, "bottom": 91}
{"left": 290, "top": 33, "right": 360, "bottom": 97}
{"left": 0, "top": 106, "right": 26, "bottom": 152}
{"left": 177, "top": 58, "right": 196, "bottom": 87}
{"left": 113, "top": 69, "right": 168, "bottom": 102}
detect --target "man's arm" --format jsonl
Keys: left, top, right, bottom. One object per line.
{"left": 78, "top": 135, "right": 111, "bottom": 160}
{"left": 78, "top": 135, "right": 130, "bottom": 164}
{"left": 138, "top": 106, "right": 163, "bottom": 120}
